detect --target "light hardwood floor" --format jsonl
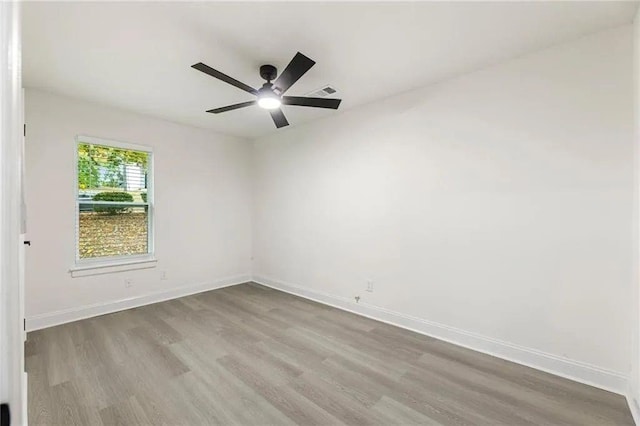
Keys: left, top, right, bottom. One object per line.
{"left": 26, "top": 282, "right": 633, "bottom": 425}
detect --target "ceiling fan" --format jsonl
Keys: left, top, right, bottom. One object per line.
{"left": 191, "top": 52, "right": 342, "bottom": 129}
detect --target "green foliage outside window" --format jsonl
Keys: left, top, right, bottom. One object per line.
{"left": 78, "top": 142, "right": 148, "bottom": 190}
{"left": 93, "top": 191, "right": 134, "bottom": 215}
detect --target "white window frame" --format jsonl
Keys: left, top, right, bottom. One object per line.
{"left": 71, "top": 135, "right": 155, "bottom": 274}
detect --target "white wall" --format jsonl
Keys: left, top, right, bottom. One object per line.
{"left": 25, "top": 89, "right": 253, "bottom": 326}
{"left": 252, "top": 26, "right": 635, "bottom": 392}
{"left": 631, "top": 5, "right": 640, "bottom": 420}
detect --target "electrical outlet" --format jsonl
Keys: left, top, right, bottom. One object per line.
{"left": 124, "top": 278, "right": 133, "bottom": 288}
{"left": 161, "top": 271, "right": 168, "bottom": 281}
{"left": 366, "top": 279, "right": 373, "bottom": 292}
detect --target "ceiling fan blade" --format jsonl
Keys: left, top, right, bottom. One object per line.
{"left": 207, "top": 100, "right": 257, "bottom": 114}
{"left": 269, "top": 108, "right": 289, "bottom": 128}
{"left": 273, "top": 52, "right": 315, "bottom": 94}
{"left": 192, "top": 62, "right": 258, "bottom": 95}
{"left": 282, "top": 96, "right": 341, "bottom": 110}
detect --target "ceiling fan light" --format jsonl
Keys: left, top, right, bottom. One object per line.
{"left": 258, "top": 96, "right": 281, "bottom": 110}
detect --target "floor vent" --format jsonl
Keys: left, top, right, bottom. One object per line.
{"left": 306, "top": 85, "right": 338, "bottom": 98}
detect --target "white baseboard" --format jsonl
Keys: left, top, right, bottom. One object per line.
{"left": 253, "top": 275, "right": 628, "bottom": 396}
{"left": 26, "top": 274, "right": 251, "bottom": 331}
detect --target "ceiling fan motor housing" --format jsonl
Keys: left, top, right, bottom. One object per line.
{"left": 260, "top": 64, "right": 277, "bottom": 82}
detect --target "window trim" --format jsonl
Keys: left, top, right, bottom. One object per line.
{"left": 73, "top": 135, "right": 155, "bottom": 271}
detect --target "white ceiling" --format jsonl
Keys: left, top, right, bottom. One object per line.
{"left": 23, "top": 1, "right": 638, "bottom": 139}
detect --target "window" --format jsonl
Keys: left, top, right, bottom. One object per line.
{"left": 75, "top": 136, "right": 153, "bottom": 265}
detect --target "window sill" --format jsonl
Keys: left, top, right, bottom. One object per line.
{"left": 69, "top": 257, "right": 157, "bottom": 278}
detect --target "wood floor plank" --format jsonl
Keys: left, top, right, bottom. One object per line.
{"left": 50, "top": 380, "right": 102, "bottom": 426}
{"left": 285, "top": 326, "right": 409, "bottom": 379}
{"left": 99, "top": 396, "right": 149, "bottom": 426}
{"left": 289, "top": 371, "right": 387, "bottom": 425}
{"left": 43, "top": 326, "right": 76, "bottom": 386}
{"left": 209, "top": 360, "right": 298, "bottom": 426}
{"left": 25, "top": 355, "right": 54, "bottom": 425}
{"left": 217, "top": 354, "right": 344, "bottom": 425}
{"left": 371, "top": 395, "right": 443, "bottom": 426}
{"left": 411, "top": 351, "right": 629, "bottom": 426}
{"left": 256, "top": 336, "right": 328, "bottom": 373}
{"left": 125, "top": 325, "right": 190, "bottom": 377}
{"left": 26, "top": 282, "right": 634, "bottom": 426}
{"left": 170, "top": 371, "right": 252, "bottom": 426}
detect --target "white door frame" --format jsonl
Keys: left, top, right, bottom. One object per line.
{"left": 0, "top": 1, "right": 25, "bottom": 425}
